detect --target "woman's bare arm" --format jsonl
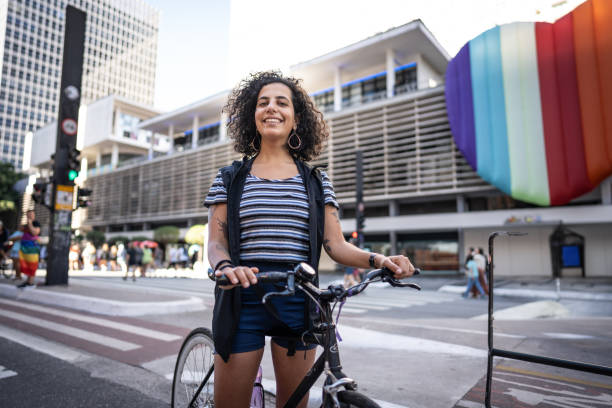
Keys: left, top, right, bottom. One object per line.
{"left": 207, "top": 204, "right": 258, "bottom": 288}
{"left": 322, "top": 205, "right": 415, "bottom": 278}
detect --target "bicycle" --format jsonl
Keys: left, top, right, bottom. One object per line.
{"left": 171, "top": 262, "right": 421, "bottom": 408}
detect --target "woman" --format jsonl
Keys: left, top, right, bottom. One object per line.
{"left": 17, "top": 209, "right": 41, "bottom": 288}
{"left": 205, "top": 71, "right": 415, "bottom": 408}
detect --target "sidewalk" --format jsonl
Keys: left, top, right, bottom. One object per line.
{"left": 437, "top": 276, "right": 612, "bottom": 301}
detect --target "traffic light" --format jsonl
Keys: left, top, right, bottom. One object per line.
{"left": 351, "top": 231, "right": 358, "bottom": 240}
{"left": 67, "top": 147, "right": 81, "bottom": 181}
{"left": 32, "top": 182, "right": 47, "bottom": 204}
{"left": 76, "top": 187, "right": 92, "bottom": 208}
{"left": 357, "top": 211, "right": 365, "bottom": 231}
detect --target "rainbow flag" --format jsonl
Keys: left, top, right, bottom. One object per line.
{"left": 19, "top": 240, "right": 39, "bottom": 277}
{"left": 444, "top": 0, "right": 612, "bottom": 205}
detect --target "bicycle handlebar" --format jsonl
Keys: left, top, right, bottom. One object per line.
{"left": 209, "top": 263, "right": 421, "bottom": 296}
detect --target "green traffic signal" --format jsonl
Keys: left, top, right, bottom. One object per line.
{"left": 68, "top": 169, "right": 79, "bottom": 181}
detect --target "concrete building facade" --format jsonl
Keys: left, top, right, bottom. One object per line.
{"left": 76, "top": 20, "right": 611, "bottom": 276}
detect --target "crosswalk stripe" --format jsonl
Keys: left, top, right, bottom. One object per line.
{"left": 339, "top": 307, "right": 368, "bottom": 314}
{"left": 0, "top": 299, "right": 181, "bottom": 342}
{"left": 1, "top": 309, "right": 141, "bottom": 351}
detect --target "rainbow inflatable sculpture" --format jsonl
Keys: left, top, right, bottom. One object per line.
{"left": 444, "top": 0, "right": 612, "bottom": 206}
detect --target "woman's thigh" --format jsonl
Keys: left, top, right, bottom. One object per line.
{"left": 214, "top": 348, "right": 264, "bottom": 408}
{"left": 271, "top": 342, "right": 316, "bottom": 408}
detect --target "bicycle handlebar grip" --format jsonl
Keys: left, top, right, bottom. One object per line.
{"left": 214, "top": 271, "right": 289, "bottom": 286}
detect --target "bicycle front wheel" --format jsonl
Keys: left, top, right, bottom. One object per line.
{"left": 337, "top": 390, "right": 381, "bottom": 408}
{"left": 172, "top": 327, "right": 215, "bottom": 408}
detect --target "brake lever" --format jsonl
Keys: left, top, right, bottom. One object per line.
{"left": 261, "top": 272, "right": 296, "bottom": 304}
{"left": 262, "top": 288, "right": 294, "bottom": 303}
{"left": 383, "top": 277, "right": 421, "bottom": 290}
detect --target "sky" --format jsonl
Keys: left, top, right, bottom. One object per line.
{"left": 146, "top": 0, "right": 584, "bottom": 112}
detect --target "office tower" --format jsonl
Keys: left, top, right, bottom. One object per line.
{"left": 0, "top": 0, "right": 159, "bottom": 169}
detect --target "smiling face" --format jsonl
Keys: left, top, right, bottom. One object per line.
{"left": 254, "top": 82, "right": 296, "bottom": 144}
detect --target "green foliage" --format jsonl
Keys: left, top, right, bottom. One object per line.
{"left": 131, "top": 235, "right": 149, "bottom": 243}
{"left": 85, "top": 230, "right": 106, "bottom": 247}
{"left": 108, "top": 235, "right": 129, "bottom": 245}
{"left": 0, "top": 162, "right": 24, "bottom": 230}
{"left": 185, "top": 224, "right": 207, "bottom": 245}
{"left": 154, "top": 225, "right": 180, "bottom": 244}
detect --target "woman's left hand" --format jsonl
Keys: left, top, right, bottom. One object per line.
{"left": 378, "top": 254, "right": 416, "bottom": 279}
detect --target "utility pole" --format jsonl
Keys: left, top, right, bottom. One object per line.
{"left": 46, "top": 6, "right": 86, "bottom": 285}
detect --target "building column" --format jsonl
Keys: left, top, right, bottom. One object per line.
{"left": 386, "top": 48, "right": 395, "bottom": 99}
{"left": 456, "top": 194, "right": 466, "bottom": 213}
{"left": 457, "top": 227, "right": 465, "bottom": 273}
{"left": 334, "top": 66, "right": 342, "bottom": 112}
{"left": 219, "top": 113, "right": 228, "bottom": 141}
{"left": 389, "top": 200, "right": 399, "bottom": 255}
{"left": 114, "top": 107, "right": 122, "bottom": 138}
{"left": 111, "top": 143, "right": 119, "bottom": 169}
{"left": 167, "top": 124, "right": 174, "bottom": 155}
{"left": 96, "top": 151, "right": 102, "bottom": 170}
{"left": 148, "top": 132, "right": 155, "bottom": 160}
{"left": 192, "top": 116, "right": 199, "bottom": 149}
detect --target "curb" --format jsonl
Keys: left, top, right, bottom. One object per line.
{"left": 0, "top": 283, "right": 206, "bottom": 316}
{"left": 438, "top": 285, "right": 612, "bottom": 301}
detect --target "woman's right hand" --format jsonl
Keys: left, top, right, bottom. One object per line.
{"left": 215, "top": 265, "right": 259, "bottom": 289}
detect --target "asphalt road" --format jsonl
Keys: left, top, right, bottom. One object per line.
{"left": 1, "top": 275, "right": 611, "bottom": 407}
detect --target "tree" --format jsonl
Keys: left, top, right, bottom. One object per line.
{"left": 185, "top": 224, "right": 207, "bottom": 246}
{"left": 0, "top": 162, "right": 25, "bottom": 231}
{"left": 108, "top": 235, "right": 129, "bottom": 246}
{"left": 154, "top": 226, "right": 179, "bottom": 245}
{"left": 85, "top": 230, "right": 106, "bottom": 247}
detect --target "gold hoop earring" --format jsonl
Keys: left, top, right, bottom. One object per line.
{"left": 288, "top": 129, "right": 302, "bottom": 150}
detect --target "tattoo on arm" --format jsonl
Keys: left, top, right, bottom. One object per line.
{"left": 331, "top": 210, "right": 341, "bottom": 225}
{"left": 216, "top": 218, "right": 229, "bottom": 242}
{"left": 323, "top": 239, "right": 332, "bottom": 253}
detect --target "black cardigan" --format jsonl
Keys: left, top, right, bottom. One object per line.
{"left": 212, "top": 156, "right": 326, "bottom": 362}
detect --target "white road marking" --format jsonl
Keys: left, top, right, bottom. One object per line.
{"left": 0, "top": 299, "right": 181, "bottom": 341}
{"left": 337, "top": 325, "right": 487, "bottom": 357}
{"left": 338, "top": 307, "right": 368, "bottom": 314}
{"left": 354, "top": 319, "right": 525, "bottom": 339}
{"left": 0, "top": 365, "right": 17, "bottom": 380}
{"left": 1, "top": 310, "right": 141, "bottom": 351}
{"left": 0, "top": 323, "right": 88, "bottom": 362}
{"left": 542, "top": 332, "right": 595, "bottom": 340}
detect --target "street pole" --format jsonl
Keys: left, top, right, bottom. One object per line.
{"left": 46, "top": 6, "right": 86, "bottom": 286}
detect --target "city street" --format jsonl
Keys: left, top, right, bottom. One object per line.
{"left": 1, "top": 273, "right": 611, "bottom": 407}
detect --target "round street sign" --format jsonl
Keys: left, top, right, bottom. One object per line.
{"left": 64, "top": 85, "right": 80, "bottom": 101}
{"left": 61, "top": 118, "right": 78, "bottom": 136}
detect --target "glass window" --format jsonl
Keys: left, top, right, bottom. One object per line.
{"left": 395, "top": 65, "right": 417, "bottom": 95}
{"left": 398, "top": 231, "right": 459, "bottom": 271}
{"left": 198, "top": 123, "right": 220, "bottom": 146}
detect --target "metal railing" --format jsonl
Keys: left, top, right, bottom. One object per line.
{"left": 485, "top": 231, "right": 612, "bottom": 407}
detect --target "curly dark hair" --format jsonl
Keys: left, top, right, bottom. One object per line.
{"left": 224, "top": 71, "right": 329, "bottom": 162}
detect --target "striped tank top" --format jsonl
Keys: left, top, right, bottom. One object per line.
{"left": 204, "top": 171, "right": 338, "bottom": 263}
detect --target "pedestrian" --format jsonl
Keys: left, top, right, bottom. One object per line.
{"left": 109, "top": 244, "right": 118, "bottom": 271}
{"left": 82, "top": 241, "right": 96, "bottom": 272}
{"left": 117, "top": 242, "right": 128, "bottom": 277}
{"left": 98, "top": 243, "right": 110, "bottom": 271}
{"left": 141, "top": 243, "right": 152, "bottom": 277}
{"left": 69, "top": 243, "right": 81, "bottom": 271}
{"left": 8, "top": 231, "right": 22, "bottom": 280}
{"left": 472, "top": 247, "right": 489, "bottom": 297}
{"left": 205, "top": 71, "right": 416, "bottom": 408}
{"left": 0, "top": 220, "right": 8, "bottom": 261}
{"left": 17, "top": 209, "right": 41, "bottom": 288}
{"left": 124, "top": 241, "right": 140, "bottom": 281}
{"left": 463, "top": 254, "right": 485, "bottom": 298}
{"left": 169, "top": 246, "right": 178, "bottom": 269}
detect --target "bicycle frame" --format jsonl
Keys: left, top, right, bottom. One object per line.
{"left": 190, "top": 265, "right": 420, "bottom": 408}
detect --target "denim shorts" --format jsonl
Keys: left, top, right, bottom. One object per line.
{"left": 230, "top": 261, "right": 317, "bottom": 354}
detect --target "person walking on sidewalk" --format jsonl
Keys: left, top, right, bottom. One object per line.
{"left": 17, "top": 210, "right": 40, "bottom": 288}
{"left": 463, "top": 254, "right": 485, "bottom": 298}
{"left": 205, "top": 71, "right": 416, "bottom": 408}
